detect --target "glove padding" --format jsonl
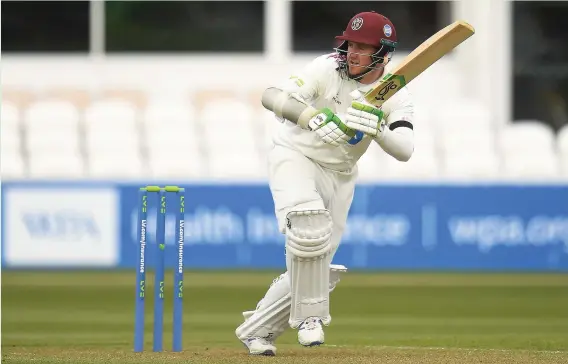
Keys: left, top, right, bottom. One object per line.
{"left": 308, "top": 108, "right": 355, "bottom": 146}
{"left": 345, "top": 101, "right": 387, "bottom": 140}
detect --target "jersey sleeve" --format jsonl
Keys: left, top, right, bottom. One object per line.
{"left": 383, "top": 87, "right": 414, "bottom": 128}
{"left": 275, "top": 55, "right": 335, "bottom": 104}
{"left": 373, "top": 86, "right": 415, "bottom": 162}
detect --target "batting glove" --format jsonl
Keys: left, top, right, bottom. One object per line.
{"left": 345, "top": 101, "right": 387, "bottom": 140}
{"left": 345, "top": 90, "right": 387, "bottom": 140}
{"left": 308, "top": 108, "right": 355, "bottom": 146}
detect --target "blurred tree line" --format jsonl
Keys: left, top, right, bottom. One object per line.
{"left": 105, "top": 1, "right": 264, "bottom": 52}
{"left": 513, "top": 1, "right": 568, "bottom": 130}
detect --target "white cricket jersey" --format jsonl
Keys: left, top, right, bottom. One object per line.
{"left": 271, "top": 53, "right": 414, "bottom": 172}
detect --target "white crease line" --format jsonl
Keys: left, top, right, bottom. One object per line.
{"left": 325, "top": 345, "right": 567, "bottom": 354}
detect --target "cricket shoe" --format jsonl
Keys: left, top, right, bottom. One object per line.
{"left": 237, "top": 311, "right": 276, "bottom": 356}
{"left": 240, "top": 337, "right": 276, "bottom": 356}
{"left": 297, "top": 317, "right": 324, "bottom": 347}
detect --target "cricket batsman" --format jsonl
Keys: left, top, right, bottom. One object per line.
{"left": 236, "top": 11, "right": 415, "bottom": 355}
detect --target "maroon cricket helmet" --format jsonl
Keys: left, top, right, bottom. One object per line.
{"left": 335, "top": 11, "right": 398, "bottom": 49}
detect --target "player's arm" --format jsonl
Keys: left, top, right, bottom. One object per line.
{"left": 262, "top": 87, "right": 356, "bottom": 146}
{"left": 262, "top": 58, "right": 322, "bottom": 125}
{"left": 261, "top": 87, "right": 318, "bottom": 130}
{"left": 345, "top": 89, "right": 414, "bottom": 162}
{"left": 375, "top": 88, "right": 414, "bottom": 161}
{"left": 262, "top": 57, "right": 355, "bottom": 146}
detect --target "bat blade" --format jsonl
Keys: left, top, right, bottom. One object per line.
{"left": 364, "top": 20, "right": 475, "bottom": 107}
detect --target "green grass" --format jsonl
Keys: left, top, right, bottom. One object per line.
{"left": 2, "top": 271, "right": 568, "bottom": 363}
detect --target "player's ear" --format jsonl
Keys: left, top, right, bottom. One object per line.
{"left": 383, "top": 48, "right": 396, "bottom": 65}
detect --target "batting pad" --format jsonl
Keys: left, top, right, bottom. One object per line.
{"left": 236, "top": 291, "right": 291, "bottom": 341}
{"left": 237, "top": 264, "right": 347, "bottom": 341}
{"left": 285, "top": 210, "right": 333, "bottom": 328}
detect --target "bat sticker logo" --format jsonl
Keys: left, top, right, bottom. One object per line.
{"left": 374, "top": 81, "right": 398, "bottom": 101}
{"left": 351, "top": 17, "right": 364, "bottom": 31}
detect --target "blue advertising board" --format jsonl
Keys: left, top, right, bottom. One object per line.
{"left": 2, "top": 181, "right": 568, "bottom": 271}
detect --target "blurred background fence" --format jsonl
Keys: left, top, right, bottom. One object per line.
{"left": 1, "top": 0, "right": 568, "bottom": 271}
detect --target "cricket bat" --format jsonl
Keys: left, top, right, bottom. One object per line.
{"left": 261, "top": 20, "right": 475, "bottom": 129}
{"left": 361, "top": 20, "right": 475, "bottom": 107}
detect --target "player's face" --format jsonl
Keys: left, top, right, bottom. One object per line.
{"left": 347, "top": 41, "right": 376, "bottom": 75}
